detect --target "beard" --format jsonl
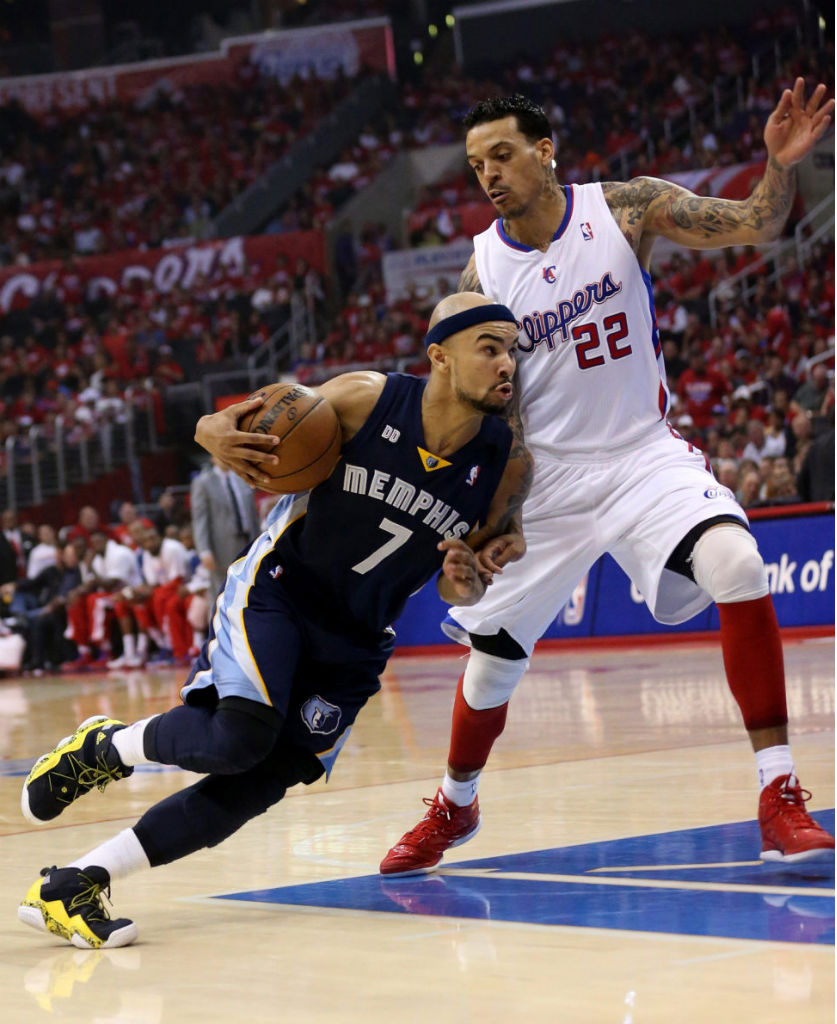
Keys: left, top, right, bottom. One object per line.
{"left": 456, "top": 384, "right": 511, "bottom": 417}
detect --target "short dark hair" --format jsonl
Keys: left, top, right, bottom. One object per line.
{"left": 463, "top": 94, "right": 552, "bottom": 143}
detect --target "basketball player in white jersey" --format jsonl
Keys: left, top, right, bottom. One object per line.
{"left": 381, "top": 80, "right": 835, "bottom": 875}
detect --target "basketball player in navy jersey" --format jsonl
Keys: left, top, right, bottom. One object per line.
{"left": 379, "top": 80, "right": 835, "bottom": 876}
{"left": 17, "top": 292, "right": 532, "bottom": 949}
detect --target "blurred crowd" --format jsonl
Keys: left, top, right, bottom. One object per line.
{"left": 0, "top": 61, "right": 363, "bottom": 266}
{"left": 1, "top": 495, "right": 211, "bottom": 676}
{"left": 0, "top": 252, "right": 327, "bottom": 448}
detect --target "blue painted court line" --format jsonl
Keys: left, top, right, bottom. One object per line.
{"left": 215, "top": 811, "right": 834, "bottom": 945}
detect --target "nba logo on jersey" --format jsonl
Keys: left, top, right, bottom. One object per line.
{"left": 466, "top": 465, "right": 480, "bottom": 486}
{"left": 301, "top": 695, "right": 341, "bottom": 735}
{"left": 580, "top": 222, "right": 594, "bottom": 240}
{"left": 268, "top": 564, "right": 283, "bottom": 579}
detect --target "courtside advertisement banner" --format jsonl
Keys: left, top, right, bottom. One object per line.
{"left": 392, "top": 509, "right": 835, "bottom": 647}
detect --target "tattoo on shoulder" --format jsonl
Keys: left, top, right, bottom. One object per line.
{"left": 602, "top": 178, "right": 666, "bottom": 254}
{"left": 457, "top": 259, "right": 483, "bottom": 294}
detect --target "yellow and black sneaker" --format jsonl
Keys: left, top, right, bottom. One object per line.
{"left": 18, "top": 866, "right": 138, "bottom": 949}
{"left": 21, "top": 716, "right": 133, "bottom": 824}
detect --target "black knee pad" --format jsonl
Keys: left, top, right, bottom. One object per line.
{"left": 210, "top": 701, "right": 281, "bottom": 773}
{"left": 145, "top": 698, "right": 282, "bottom": 775}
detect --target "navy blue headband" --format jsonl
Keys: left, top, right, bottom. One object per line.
{"left": 424, "top": 303, "right": 518, "bottom": 349}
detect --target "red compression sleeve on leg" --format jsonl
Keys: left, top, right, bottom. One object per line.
{"left": 447, "top": 675, "right": 509, "bottom": 774}
{"left": 717, "top": 595, "right": 788, "bottom": 730}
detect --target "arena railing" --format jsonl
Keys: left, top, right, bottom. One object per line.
{"left": 0, "top": 386, "right": 158, "bottom": 514}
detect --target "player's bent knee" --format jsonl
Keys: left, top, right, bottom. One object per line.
{"left": 210, "top": 705, "right": 279, "bottom": 772}
{"left": 690, "top": 524, "right": 768, "bottom": 604}
{"left": 462, "top": 646, "right": 529, "bottom": 710}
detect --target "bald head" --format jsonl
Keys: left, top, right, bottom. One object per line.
{"left": 424, "top": 292, "right": 518, "bottom": 352}
{"left": 428, "top": 291, "right": 498, "bottom": 331}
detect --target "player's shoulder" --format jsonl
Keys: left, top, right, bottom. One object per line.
{"left": 318, "top": 370, "right": 387, "bottom": 405}
{"left": 317, "top": 370, "right": 392, "bottom": 442}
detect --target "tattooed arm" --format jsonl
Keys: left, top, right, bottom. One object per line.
{"left": 468, "top": 387, "right": 532, "bottom": 580}
{"left": 457, "top": 253, "right": 484, "bottom": 294}
{"left": 603, "top": 78, "right": 834, "bottom": 266}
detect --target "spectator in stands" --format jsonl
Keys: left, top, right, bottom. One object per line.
{"left": 11, "top": 541, "right": 83, "bottom": 674}
{"left": 792, "top": 363, "right": 832, "bottom": 415}
{"left": 152, "top": 488, "right": 188, "bottom": 537}
{"left": 786, "top": 409, "right": 813, "bottom": 464}
{"left": 133, "top": 525, "right": 194, "bottom": 665}
{"left": 742, "top": 418, "right": 785, "bottom": 465}
{"left": 764, "top": 457, "right": 800, "bottom": 504}
{"left": 677, "top": 347, "right": 730, "bottom": 433}
{"left": 662, "top": 338, "right": 688, "bottom": 388}
{"left": 763, "top": 408, "right": 788, "bottom": 459}
{"left": 63, "top": 528, "right": 142, "bottom": 671}
{"left": 64, "top": 506, "right": 101, "bottom": 545}
{"left": 797, "top": 426, "right": 836, "bottom": 503}
{"left": 738, "top": 468, "right": 763, "bottom": 508}
{"left": 112, "top": 502, "right": 154, "bottom": 549}
{"left": 715, "top": 458, "right": 740, "bottom": 495}
{"left": 26, "top": 524, "right": 59, "bottom": 580}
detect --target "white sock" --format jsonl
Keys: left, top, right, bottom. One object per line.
{"left": 111, "top": 716, "right": 159, "bottom": 766}
{"left": 756, "top": 745, "right": 795, "bottom": 789}
{"left": 122, "top": 633, "right": 136, "bottom": 660}
{"left": 441, "top": 772, "right": 480, "bottom": 807}
{"left": 137, "top": 633, "right": 149, "bottom": 658}
{"left": 69, "top": 828, "right": 151, "bottom": 882}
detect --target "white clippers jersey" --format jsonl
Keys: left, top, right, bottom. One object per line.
{"left": 473, "top": 182, "right": 669, "bottom": 460}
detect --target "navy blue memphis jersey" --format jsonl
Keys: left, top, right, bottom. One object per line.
{"left": 273, "top": 372, "right": 512, "bottom": 637}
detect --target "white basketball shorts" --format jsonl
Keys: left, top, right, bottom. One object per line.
{"left": 448, "top": 421, "right": 747, "bottom": 655}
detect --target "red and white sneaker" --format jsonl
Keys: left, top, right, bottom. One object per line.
{"left": 759, "top": 774, "right": 835, "bottom": 864}
{"left": 380, "top": 788, "right": 480, "bottom": 876}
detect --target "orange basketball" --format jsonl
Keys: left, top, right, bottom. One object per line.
{"left": 239, "top": 382, "right": 342, "bottom": 494}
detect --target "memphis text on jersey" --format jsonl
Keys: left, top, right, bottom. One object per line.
{"left": 341, "top": 462, "right": 472, "bottom": 538}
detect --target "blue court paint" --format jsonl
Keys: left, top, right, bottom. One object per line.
{"left": 216, "top": 811, "right": 834, "bottom": 945}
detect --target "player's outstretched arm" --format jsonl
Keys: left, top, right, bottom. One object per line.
{"left": 606, "top": 78, "right": 833, "bottom": 254}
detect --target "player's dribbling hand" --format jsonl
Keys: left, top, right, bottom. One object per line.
{"left": 438, "top": 538, "right": 487, "bottom": 604}
{"left": 194, "top": 395, "right": 281, "bottom": 488}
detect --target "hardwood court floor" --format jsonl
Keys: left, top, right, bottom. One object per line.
{"left": 0, "top": 636, "right": 833, "bottom": 1024}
